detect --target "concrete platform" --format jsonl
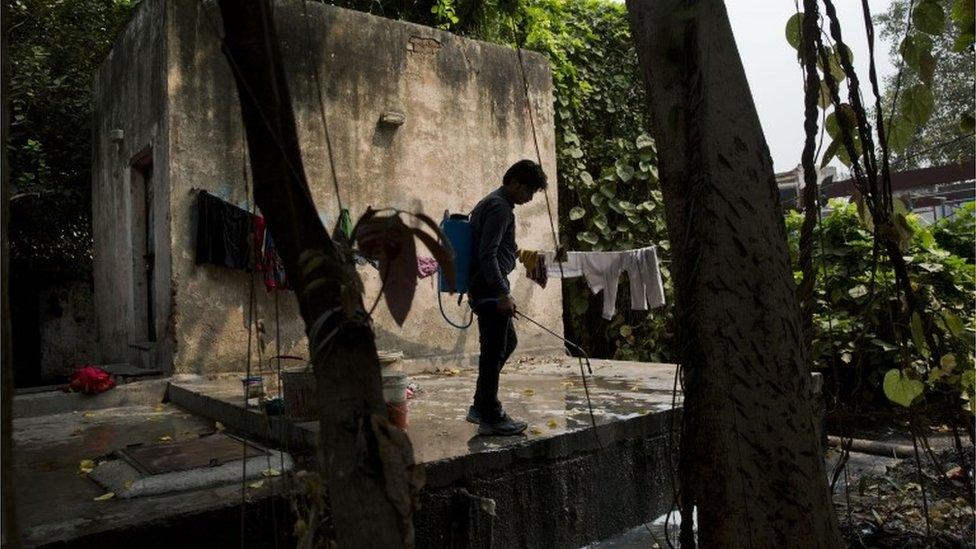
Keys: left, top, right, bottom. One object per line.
{"left": 168, "top": 356, "right": 682, "bottom": 547}
{"left": 10, "top": 355, "right": 681, "bottom": 548}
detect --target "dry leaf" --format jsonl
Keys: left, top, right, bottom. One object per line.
{"left": 215, "top": 422, "right": 225, "bottom": 431}
{"left": 78, "top": 459, "right": 95, "bottom": 475}
{"left": 124, "top": 479, "right": 134, "bottom": 490}
{"left": 522, "top": 389, "right": 535, "bottom": 397}
{"left": 153, "top": 404, "right": 165, "bottom": 412}
{"left": 82, "top": 412, "right": 95, "bottom": 419}
{"left": 93, "top": 492, "right": 115, "bottom": 501}
{"left": 248, "top": 480, "right": 265, "bottom": 489}
{"left": 547, "top": 419, "right": 559, "bottom": 429}
{"left": 261, "top": 469, "right": 281, "bottom": 477}
{"left": 448, "top": 369, "right": 460, "bottom": 376}
{"left": 529, "top": 427, "right": 543, "bottom": 435}
{"left": 158, "top": 436, "right": 172, "bottom": 443}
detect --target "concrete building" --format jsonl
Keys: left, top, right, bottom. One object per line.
{"left": 92, "top": 0, "right": 563, "bottom": 375}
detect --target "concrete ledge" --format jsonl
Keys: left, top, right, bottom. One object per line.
{"left": 166, "top": 383, "right": 318, "bottom": 452}
{"left": 91, "top": 451, "right": 293, "bottom": 499}
{"left": 13, "top": 379, "right": 169, "bottom": 418}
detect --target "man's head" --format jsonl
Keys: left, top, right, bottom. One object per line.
{"left": 503, "top": 160, "right": 547, "bottom": 205}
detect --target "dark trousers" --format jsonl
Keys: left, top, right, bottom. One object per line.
{"left": 473, "top": 308, "right": 518, "bottom": 422}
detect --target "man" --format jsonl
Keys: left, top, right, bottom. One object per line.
{"left": 466, "top": 159, "right": 547, "bottom": 436}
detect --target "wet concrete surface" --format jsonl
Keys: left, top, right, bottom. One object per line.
{"left": 169, "top": 355, "right": 681, "bottom": 464}
{"left": 11, "top": 355, "right": 681, "bottom": 546}
{"left": 9, "top": 403, "right": 289, "bottom": 546}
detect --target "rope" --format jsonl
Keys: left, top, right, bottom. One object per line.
{"left": 509, "top": 20, "right": 563, "bottom": 262}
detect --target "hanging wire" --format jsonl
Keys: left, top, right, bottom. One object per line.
{"left": 505, "top": 16, "right": 610, "bottom": 454}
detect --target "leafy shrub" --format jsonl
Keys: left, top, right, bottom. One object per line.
{"left": 785, "top": 200, "right": 975, "bottom": 409}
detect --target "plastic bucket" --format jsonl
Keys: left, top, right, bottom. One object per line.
{"left": 382, "top": 373, "right": 408, "bottom": 404}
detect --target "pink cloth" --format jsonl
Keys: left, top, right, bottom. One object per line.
{"left": 417, "top": 256, "right": 438, "bottom": 279}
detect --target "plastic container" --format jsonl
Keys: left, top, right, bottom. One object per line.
{"left": 241, "top": 376, "right": 265, "bottom": 399}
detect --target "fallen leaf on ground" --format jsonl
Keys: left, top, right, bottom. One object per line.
{"left": 215, "top": 421, "right": 225, "bottom": 431}
{"left": 262, "top": 469, "right": 281, "bottom": 477}
{"left": 562, "top": 381, "right": 575, "bottom": 388}
{"left": 248, "top": 480, "right": 264, "bottom": 489}
{"left": 522, "top": 389, "right": 535, "bottom": 397}
{"left": 547, "top": 419, "right": 559, "bottom": 429}
{"left": 158, "top": 436, "right": 172, "bottom": 442}
{"left": 529, "top": 427, "right": 543, "bottom": 435}
{"left": 448, "top": 369, "right": 461, "bottom": 376}
{"left": 93, "top": 492, "right": 115, "bottom": 501}
{"left": 78, "top": 459, "right": 95, "bottom": 475}
{"left": 82, "top": 412, "right": 95, "bottom": 419}
{"left": 124, "top": 479, "right": 134, "bottom": 490}
{"left": 153, "top": 404, "right": 165, "bottom": 412}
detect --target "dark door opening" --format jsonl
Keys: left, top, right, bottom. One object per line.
{"left": 131, "top": 151, "right": 156, "bottom": 344}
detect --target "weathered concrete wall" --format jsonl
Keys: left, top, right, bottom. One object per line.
{"left": 38, "top": 281, "right": 101, "bottom": 379}
{"left": 163, "top": 1, "right": 563, "bottom": 373}
{"left": 91, "top": 0, "right": 174, "bottom": 371}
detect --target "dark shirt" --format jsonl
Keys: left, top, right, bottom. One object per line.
{"left": 196, "top": 191, "right": 254, "bottom": 270}
{"left": 468, "top": 187, "right": 517, "bottom": 304}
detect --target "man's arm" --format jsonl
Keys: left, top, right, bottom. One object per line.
{"left": 477, "top": 200, "right": 510, "bottom": 299}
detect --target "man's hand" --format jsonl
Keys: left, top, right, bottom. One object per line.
{"left": 497, "top": 295, "right": 516, "bottom": 316}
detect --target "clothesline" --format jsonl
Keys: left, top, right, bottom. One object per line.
{"left": 518, "top": 245, "right": 667, "bottom": 320}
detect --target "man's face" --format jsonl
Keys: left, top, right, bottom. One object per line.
{"left": 511, "top": 181, "right": 541, "bottom": 205}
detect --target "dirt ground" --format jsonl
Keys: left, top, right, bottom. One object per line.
{"left": 827, "top": 410, "right": 975, "bottom": 548}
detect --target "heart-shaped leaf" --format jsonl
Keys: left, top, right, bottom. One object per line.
{"left": 380, "top": 219, "right": 417, "bottom": 327}
{"left": 883, "top": 369, "right": 924, "bottom": 407}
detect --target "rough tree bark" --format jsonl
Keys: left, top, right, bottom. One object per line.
{"left": 217, "top": 2, "right": 419, "bottom": 547}
{"left": 2, "top": 0, "right": 23, "bottom": 544}
{"left": 626, "top": 1, "right": 842, "bottom": 546}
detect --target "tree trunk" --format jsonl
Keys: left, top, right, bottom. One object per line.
{"left": 217, "top": 3, "right": 419, "bottom": 547}
{"left": 2, "top": 0, "right": 23, "bottom": 544}
{"left": 625, "top": 1, "right": 842, "bottom": 546}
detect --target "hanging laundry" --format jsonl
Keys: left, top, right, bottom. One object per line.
{"left": 534, "top": 246, "right": 666, "bottom": 320}
{"left": 517, "top": 249, "right": 548, "bottom": 288}
{"left": 253, "top": 216, "right": 290, "bottom": 291}
{"left": 579, "top": 252, "right": 627, "bottom": 320}
{"left": 626, "top": 246, "right": 665, "bottom": 311}
{"left": 543, "top": 250, "right": 584, "bottom": 278}
{"left": 417, "top": 256, "right": 439, "bottom": 279}
{"left": 195, "top": 191, "right": 254, "bottom": 269}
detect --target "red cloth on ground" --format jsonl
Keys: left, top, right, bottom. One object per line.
{"left": 69, "top": 366, "right": 115, "bottom": 394}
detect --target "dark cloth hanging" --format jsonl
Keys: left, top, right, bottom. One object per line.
{"left": 195, "top": 191, "right": 254, "bottom": 269}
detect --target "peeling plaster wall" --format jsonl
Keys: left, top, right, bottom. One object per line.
{"left": 91, "top": 0, "right": 173, "bottom": 371}
{"left": 97, "top": 0, "right": 562, "bottom": 374}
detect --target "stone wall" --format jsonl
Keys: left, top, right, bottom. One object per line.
{"left": 93, "top": 0, "right": 563, "bottom": 374}
{"left": 91, "top": 0, "right": 174, "bottom": 371}
{"left": 165, "top": 1, "right": 562, "bottom": 373}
